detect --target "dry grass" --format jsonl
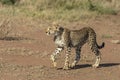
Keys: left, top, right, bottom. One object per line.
{"left": 0, "top": 0, "right": 120, "bottom": 40}
{"left": 0, "top": 0, "right": 120, "bottom": 22}
{"left": 0, "top": 18, "right": 13, "bottom": 38}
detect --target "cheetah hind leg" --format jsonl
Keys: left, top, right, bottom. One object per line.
{"left": 71, "top": 47, "right": 81, "bottom": 68}
{"left": 91, "top": 46, "right": 101, "bottom": 68}
{"left": 92, "top": 55, "right": 101, "bottom": 68}
{"left": 88, "top": 40, "right": 101, "bottom": 68}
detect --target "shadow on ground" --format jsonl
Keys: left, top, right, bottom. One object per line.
{"left": 0, "top": 37, "right": 33, "bottom": 41}
{"left": 72, "top": 63, "right": 120, "bottom": 69}
{"left": 99, "top": 63, "right": 120, "bottom": 67}
{"left": 57, "top": 63, "right": 120, "bottom": 70}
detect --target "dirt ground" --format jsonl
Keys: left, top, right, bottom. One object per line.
{"left": 0, "top": 14, "right": 120, "bottom": 80}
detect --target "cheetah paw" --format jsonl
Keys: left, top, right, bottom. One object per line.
{"left": 63, "top": 66, "right": 70, "bottom": 70}
{"left": 92, "top": 64, "right": 99, "bottom": 68}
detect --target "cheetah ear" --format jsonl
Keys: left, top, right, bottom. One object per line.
{"left": 52, "top": 22, "right": 60, "bottom": 27}
{"left": 58, "top": 26, "right": 64, "bottom": 31}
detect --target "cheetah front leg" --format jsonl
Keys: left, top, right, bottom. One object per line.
{"left": 50, "top": 47, "right": 64, "bottom": 68}
{"left": 63, "top": 47, "right": 71, "bottom": 70}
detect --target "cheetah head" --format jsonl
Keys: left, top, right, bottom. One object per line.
{"left": 46, "top": 23, "right": 64, "bottom": 36}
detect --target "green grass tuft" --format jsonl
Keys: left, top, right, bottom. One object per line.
{"left": 0, "top": 0, "right": 18, "bottom": 5}
{"left": 101, "top": 34, "right": 113, "bottom": 39}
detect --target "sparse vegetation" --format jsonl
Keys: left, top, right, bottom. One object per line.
{"left": 0, "top": 19, "right": 12, "bottom": 39}
{"left": 0, "top": 0, "right": 120, "bottom": 21}
{"left": 0, "top": 0, "right": 119, "bottom": 39}
{"left": 0, "top": 0, "right": 19, "bottom": 5}
{"left": 101, "top": 34, "right": 113, "bottom": 38}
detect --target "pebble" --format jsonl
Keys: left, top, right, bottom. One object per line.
{"left": 111, "top": 40, "right": 120, "bottom": 44}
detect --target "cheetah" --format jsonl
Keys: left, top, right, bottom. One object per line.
{"left": 46, "top": 23, "right": 105, "bottom": 70}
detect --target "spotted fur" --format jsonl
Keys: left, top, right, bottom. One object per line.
{"left": 46, "top": 24, "right": 105, "bottom": 69}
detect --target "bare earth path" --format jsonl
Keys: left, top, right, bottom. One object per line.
{"left": 0, "top": 14, "right": 120, "bottom": 80}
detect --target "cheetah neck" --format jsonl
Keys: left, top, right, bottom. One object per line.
{"left": 54, "top": 34, "right": 62, "bottom": 41}
{"left": 53, "top": 28, "right": 64, "bottom": 41}
{"left": 53, "top": 29, "right": 65, "bottom": 46}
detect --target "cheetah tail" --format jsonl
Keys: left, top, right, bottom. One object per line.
{"left": 97, "top": 42, "right": 105, "bottom": 49}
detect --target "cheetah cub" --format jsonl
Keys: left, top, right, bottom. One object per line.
{"left": 46, "top": 23, "right": 105, "bottom": 70}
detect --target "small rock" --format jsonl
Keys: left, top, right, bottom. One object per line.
{"left": 111, "top": 40, "right": 120, "bottom": 44}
